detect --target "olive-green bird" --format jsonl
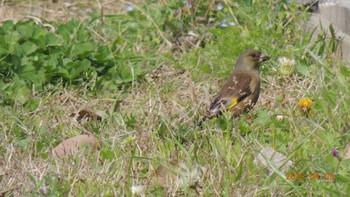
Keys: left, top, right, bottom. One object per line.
{"left": 204, "top": 49, "right": 270, "bottom": 121}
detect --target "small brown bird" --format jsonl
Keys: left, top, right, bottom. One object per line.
{"left": 204, "top": 49, "right": 270, "bottom": 121}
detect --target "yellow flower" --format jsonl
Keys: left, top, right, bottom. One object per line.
{"left": 298, "top": 98, "right": 312, "bottom": 111}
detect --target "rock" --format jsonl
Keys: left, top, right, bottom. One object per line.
{"left": 306, "top": 13, "right": 350, "bottom": 61}
{"left": 52, "top": 134, "right": 102, "bottom": 158}
{"left": 319, "top": 0, "right": 350, "bottom": 34}
{"left": 254, "top": 146, "right": 293, "bottom": 177}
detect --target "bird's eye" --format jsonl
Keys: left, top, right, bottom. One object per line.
{"left": 251, "top": 53, "right": 256, "bottom": 58}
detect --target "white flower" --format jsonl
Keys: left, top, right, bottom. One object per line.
{"left": 276, "top": 115, "right": 285, "bottom": 121}
{"left": 220, "top": 20, "right": 227, "bottom": 28}
{"left": 266, "top": 23, "right": 274, "bottom": 29}
{"left": 217, "top": 3, "right": 224, "bottom": 11}
{"left": 228, "top": 21, "right": 236, "bottom": 26}
{"left": 182, "top": 0, "right": 192, "bottom": 8}
{"left": 131, "top": 185, "right": 145, "bottom": 195}
{"left": 126, "top": 4, "right": 134, "bottom": 12}
{"left": 220, "top": 23, "right": 228, "bottom": 28}
{"left": 279, "top": 57, "right": 295, "bottom": 75}
{"left": 240, "top": 33, "right": 247, "bottom": 38}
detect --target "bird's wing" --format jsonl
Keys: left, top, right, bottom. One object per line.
{"left": 209, "top": 72, "right": 255, "bottom": 115}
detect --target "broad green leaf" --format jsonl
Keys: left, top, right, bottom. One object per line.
{"left": 16, "top": 22, "right": 34, "bottom": 38}
{"left": 46, "top": 33, "right": 63, "bottom": 46}
{"left": 20, "top": 57, "right": 33, "bottom": 67}
{"left": 43, "top": 56, "right": 58, "bottom": 71}
{"left": 18, "top": 64, "right": 36, "bottom": 79}
{"left": 21, "top": 41, "right": 38, "bottom": 55}
{"left": 70, "top": 42, "right": 95, "bottom": 57}
{"left": 34, "top": 35, "right": 46, "bottom": 49}
{"left": 34, "top": 69, "right": 47, "bottom": 86}
{"left": 0, "top": 20, "right": 15, "bottom": 33}
{"left": 5, "top": 32, "right": 21, "bottom": 53}
{"left": 62, "top": 58, "right": 73, "bottom": 67}
{"left": 295, "top": 63, "right": 310, "bottom": 77}
{"left": 0, "top": 35, "right": 8, "bottom": 54}
{"left": 57, "top": 67, "right": 70, "bottom": 80}
{"left": 92, "top": 46, "right": 114, "bottom": 62}
{"left": 0, "top": 81, "right": 8, "bottom": 91}
{"left": 4, "top": 32, "right": 21, "bottom": 44}
{"left": 33, "top": 26, "right": 48, "bottom": 39}
{"left": 76, "top": 27, "right": 90, "bottom": 42}
{"left": 71, "top": 59, "right": 91, "bottom": 79}
{"left": 15, "top": 84, "right": 31, "bottom": 104}
{"left": 119, "top": 65, "right": 134, "bottom": 83}
{"left": 56, "top": 20, "right": 81, "bottom": 41}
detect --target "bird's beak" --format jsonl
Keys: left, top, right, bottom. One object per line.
{"left": 259, "top": 53, "right": 270, "bottom": 62}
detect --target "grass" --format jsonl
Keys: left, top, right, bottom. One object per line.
{"left": 1, "top": 0, "right": 350, "bottom": 196}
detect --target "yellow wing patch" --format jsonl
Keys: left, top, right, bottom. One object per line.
{"left": 227, "top": 97, "right": 238, "bottom": 109}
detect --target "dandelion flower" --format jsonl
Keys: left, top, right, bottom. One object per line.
{"left": 298, "top": 98, "right": 312, "bottom": 112}
{"left": 279, "top": 57, "right": 295, "bottom": 76}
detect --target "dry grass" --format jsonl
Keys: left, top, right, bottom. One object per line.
{"left": 1, "top": 0, "right": 350, "bottom": 196}
{"left": 0, "top": 0, "right": 142, "bottom": 22}
{"left": 0, "top": 62, "right": 320, "bottom": 195}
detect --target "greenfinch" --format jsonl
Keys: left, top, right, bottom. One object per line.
{"left": 204, "top": 49, "right": 270, "bottom": 121}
